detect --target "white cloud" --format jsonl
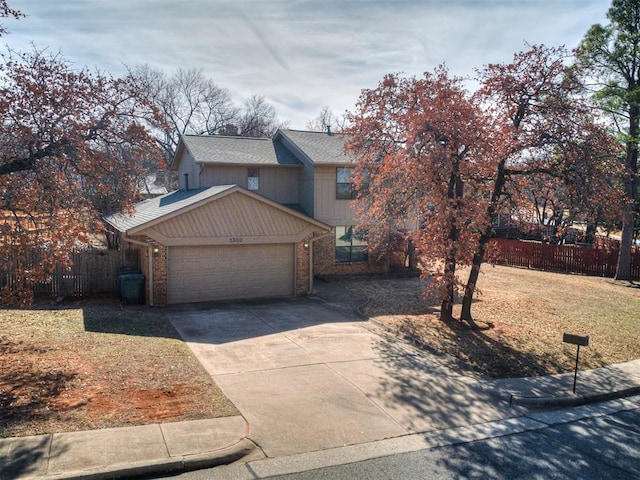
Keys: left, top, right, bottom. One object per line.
{"left": 4, "top": 0, "right": 610, "bottom": 128}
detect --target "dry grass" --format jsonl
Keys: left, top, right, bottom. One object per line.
{"left": 329, "top": 265, "right": 640, "bottom": 379}
{"left": 0, "top": 299, "right": 238, "bottom": 438}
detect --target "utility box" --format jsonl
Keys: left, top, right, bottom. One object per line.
{"left": 118, "top": 272, "right": 145, "bottom": 304}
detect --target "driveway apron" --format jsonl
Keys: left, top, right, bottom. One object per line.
{"left": 168, "top": 298, "right": 513, "bottom": 457}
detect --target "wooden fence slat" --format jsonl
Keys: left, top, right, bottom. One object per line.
{"left": 490, "top": 238, "right": 640, "bottom": 281}
{"left": 1, "top": 248, "right": 139, "bottom": 298}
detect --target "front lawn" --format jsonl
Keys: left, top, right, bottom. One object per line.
{"left": 0, "top": 300, "right": 238, "bottom": 438}
{"left": 329, "top": 265, "right": 640, "bottom": 378}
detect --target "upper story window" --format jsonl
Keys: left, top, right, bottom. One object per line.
{"left": 248, "top": 168, "right": 259, "bottom": 191}
{"left": 336, "top": 167, "right": 356, "bottom": 199}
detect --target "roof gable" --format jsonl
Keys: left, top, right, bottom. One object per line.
{"left": 105, "top": 186, "right": 235, "bottom": 233}
{"left": 104, "top": 185, "right": 330, "bottom": 245}
{"left": 276, "top": 129, "right": 355, "bottom": 165}
{"left": 148, "top": 192, "right": 321, "bottom": 245}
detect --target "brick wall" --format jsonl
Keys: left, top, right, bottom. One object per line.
{"left": 130, "top": 236, "right": 168, "bottom": 306}
{"left": 130, "top": 232, "right": 384, "bottom": 305}
{"left": 150, "top": 243, "right": 168, "bottom": 306}
{"left": 313, "top": 230, "right": 388, "bottom": 276}
{"left": 295, "top": 236, "right": 312, "bottom": 295}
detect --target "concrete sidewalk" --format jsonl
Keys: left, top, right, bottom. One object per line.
{"left": 2, "top": 361, "right": 638, "bottom": 480}
{"left": 489, "top": 358, "right": 640, "bottom": 408}
{"left": 0, "top": 416, "right": 254, "bottom": 480}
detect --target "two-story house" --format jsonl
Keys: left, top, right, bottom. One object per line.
{"left": 105, "top": 129, "right": 387, "bottom": 305}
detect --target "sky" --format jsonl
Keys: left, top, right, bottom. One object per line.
{"left": 3, "top": 0, "right": 612, "bottom": 129}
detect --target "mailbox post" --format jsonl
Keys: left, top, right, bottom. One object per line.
{"left": 563, "top": 333, "right": 589, "bottom": 394}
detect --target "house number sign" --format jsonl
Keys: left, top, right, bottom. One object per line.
{"left": 229, "top": 237, "right": 244, "bottom": 243}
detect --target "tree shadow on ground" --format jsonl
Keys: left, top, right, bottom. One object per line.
{"left": 26, "top": 296, "right": 182, "bottom": 340}
{"left": 0, "top": 434, "right": 65, "bottom": 480}
{"left": 369, "top": 329, "right": 639, "bottom": 438}
{"left": 0, "top": 337, "right": 78, "bottom": 439}
{"left": 391, "top": 307, "right": 608, "bottom": 379}
{"left": 349, "top": 274, "right": 608, "bottom": 379}
{"left": 432, "top": 412, "right": 640, "bottom": 479}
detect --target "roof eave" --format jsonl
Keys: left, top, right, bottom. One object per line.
{"left": 195, "top": 161, "right": 303, "bottom": 168}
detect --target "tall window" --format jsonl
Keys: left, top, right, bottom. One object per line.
{"left": 335, "top": 226, "right": 368, "bottom": 262}
{"left": 336, "top": 167, "right": 356, "bottom": 199}
{"left": 248, "top": 168, "right": 259, "bottom": 191}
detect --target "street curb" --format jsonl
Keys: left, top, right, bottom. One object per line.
{"left": 508, "top": 385, "right": 640, "bottom": 409}
{"left": 40, "top": 438, "right": 256, "bottom": 480}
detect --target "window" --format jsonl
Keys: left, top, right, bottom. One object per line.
{"left": 336, "top": 167, "right": 356, "bottom": 199}
{"left": 335, "top": 226, "right": 368, "bottom": 262}
{"left": 248, "top": 168, "right": 259, "bottom": 191}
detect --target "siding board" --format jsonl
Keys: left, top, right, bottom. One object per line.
{"left": 150, "top": 191, "right": 314, "bottom": 242}
{"left": 313, "top": 165, "right": 356, "bottom": 225}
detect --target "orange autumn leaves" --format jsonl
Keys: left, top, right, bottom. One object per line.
{"left": 0, "top": 49, "right": 165, "bottom": 305}
{"left": 346, "top": 46, "right": 623, "bottom": 323}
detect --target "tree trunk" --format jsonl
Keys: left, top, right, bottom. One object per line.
{"left": 440, "top": 157, "right": 463, "bottom": 322}
{"left": 615, "top": 217, "right": 634, "bottom": 281}
{"left": 615, "top": 104, "right": 638, "bottom": 281}
{"left": 441, "top": 229, "right": 458, "bottom": 321}
{"left": 460, "top": 238, "right": 486, "bottom": 329}
{"left": 440, "top": 294, "right": 453, "bottom": 321}
{"left": 461, "top": 161, "right": 507, "bottom": 327}
{"left": 407, "top": 237, "right": 418, "bottom": 272}
{"left": 584, "top": 220, "right": 597, "bottom": 246}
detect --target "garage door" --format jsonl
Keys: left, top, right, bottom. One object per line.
{"left": 167, "top": 244, "right": 294, "bottom": 304}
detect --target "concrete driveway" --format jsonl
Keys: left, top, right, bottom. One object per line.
{"left": 167, "top": 296, "right": 517, "bottom": 457}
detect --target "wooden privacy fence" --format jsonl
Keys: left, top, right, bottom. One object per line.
{"left": 1, "top": 248, "right": 140, "bottom": 298}
{"left": 490, "top": 238, "right": 640, "bottom": 281}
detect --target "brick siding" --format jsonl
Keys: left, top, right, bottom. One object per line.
{"left": 313, "top": 230, "right": 388, "bottom": 276}
{"left": 130, "top": 236, "right": 168, "bottom": 306}
{"left": 295, "top": 236, "right": 312, "bottom": 295}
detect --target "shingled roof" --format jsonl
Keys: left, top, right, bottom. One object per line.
{"left": 179, "top": 135, "right": 301, "bottom": 166}
{"left": 105, "top": 185, "right": 236, "bottom": 233}
{"left": 277, "top": 129, "right": 355, "bottom": 165}
{"left": 174, "top": 129, "right": 355, "bottom": 169}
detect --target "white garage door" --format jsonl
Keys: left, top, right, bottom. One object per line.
{"left": 167, "top": 244, "right": 295, "bottom": 304}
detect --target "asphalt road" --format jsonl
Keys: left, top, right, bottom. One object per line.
{"left": 267, "top": 408, "right": 640, "bottom": 479}
{"left": 160, "top": 399, "right": 640, "bottom": 480}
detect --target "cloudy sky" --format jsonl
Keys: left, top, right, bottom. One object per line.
{"left": 4, "top": 0, "right": 611, "bottom": 129}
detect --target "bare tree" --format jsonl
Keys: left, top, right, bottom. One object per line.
{"left": 133, "top": 65, "right": 238, "bottom": 161}
{"left": 237, "top": 94, "right": 289, "bottom": 137}
{"left": 306, "top": 105, "right": 347, "bottom": 132}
